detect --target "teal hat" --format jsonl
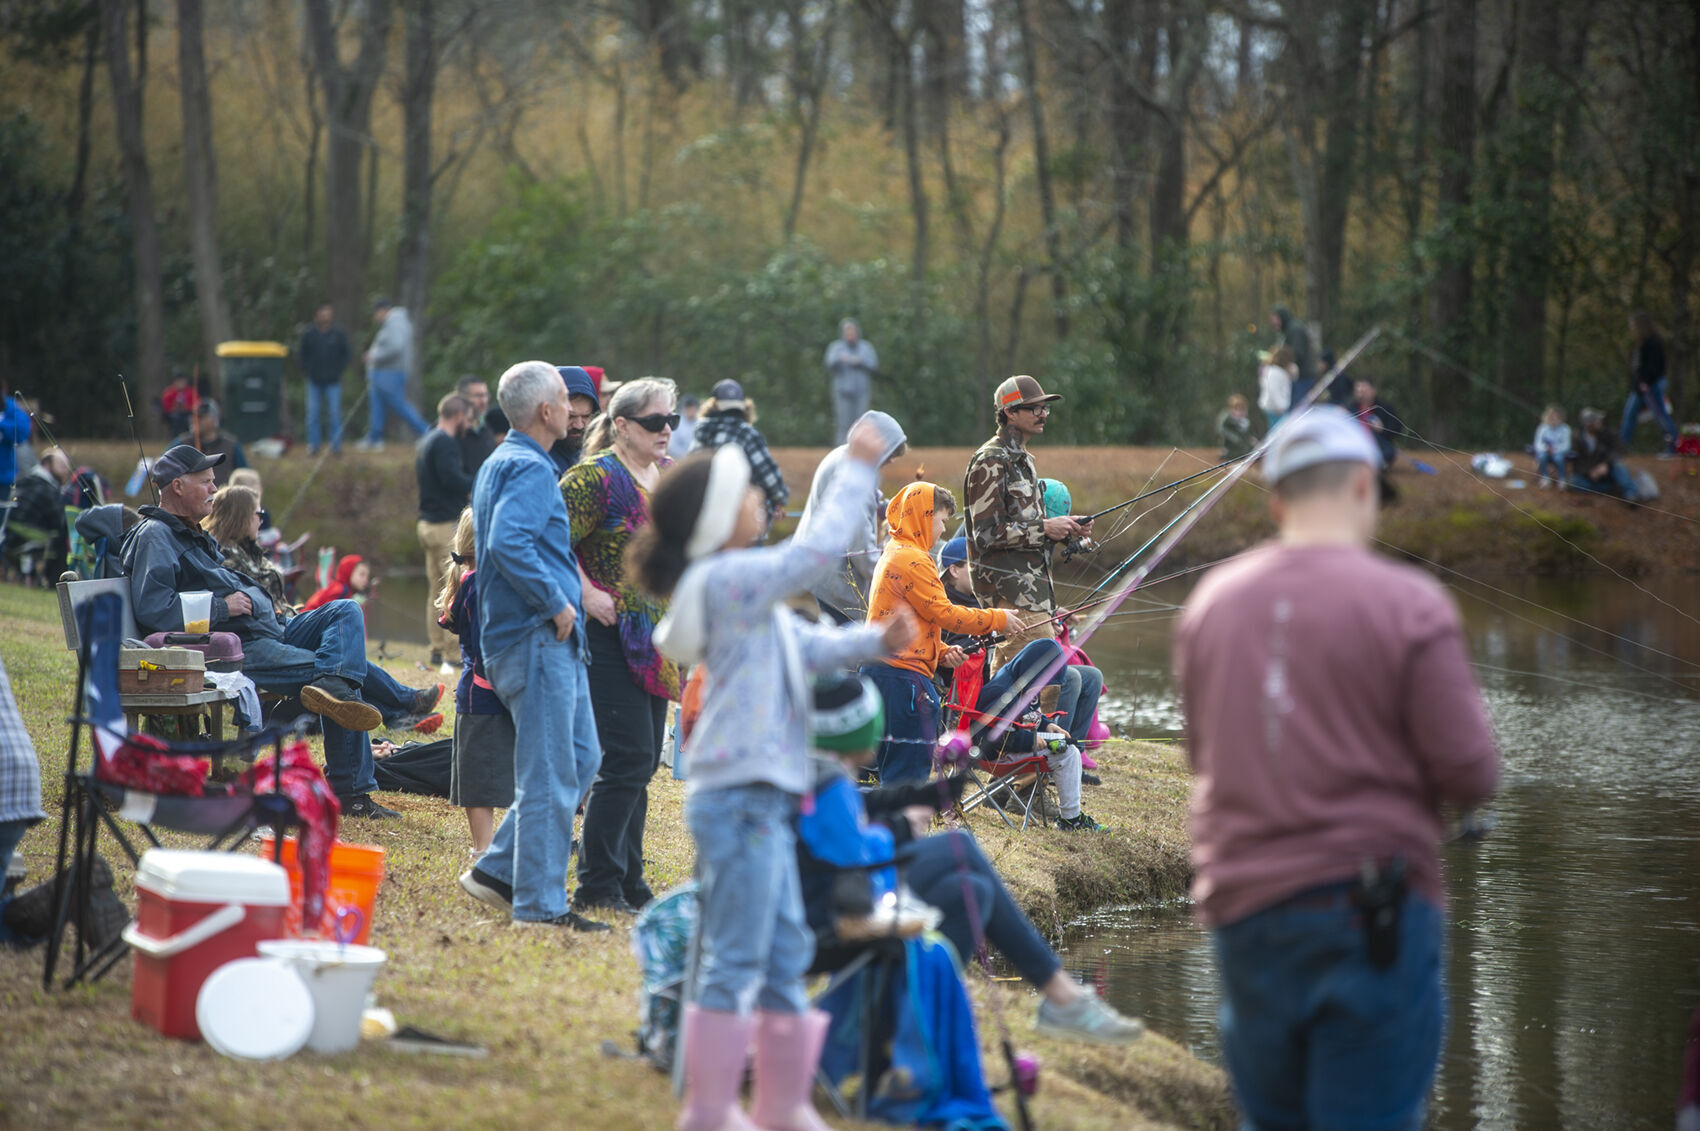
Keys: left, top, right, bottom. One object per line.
{"left": 1039, "top": 478, "right": 1071, "bottom": 519}
{"left": 811, "top": 673, "right": 885, "bottom": 753}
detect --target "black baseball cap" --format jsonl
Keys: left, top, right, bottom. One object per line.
{"left": 150, "top": 444, "right": 225, "bottom": 485}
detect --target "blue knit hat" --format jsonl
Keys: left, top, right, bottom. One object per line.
{"left": 938, "top": 536, "right": 968, "bottom": 574}
{"left": 556, "top": 365, "right": 600, "bottom": 411}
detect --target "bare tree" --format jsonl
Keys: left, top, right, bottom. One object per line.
{"left": 779, "top": 0, "right": 839, "bottom": 243}
{"left": 304, "top": 0, "right": 393, "bottom": 344}
{"left": 103, "top": 0, "right": 167, "bottom": 429}
{"left": 1012, "top": 0, "right": 1068, "bottom": 338}
{"left": 176, "top": 0, "right": 233, "bottom": 370}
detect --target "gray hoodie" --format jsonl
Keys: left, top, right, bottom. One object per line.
{"left": 369, "top": 306, "right": 415, "bottom": 374}
{"left": 794, "top": 410, "right": 907, "bottom": 618}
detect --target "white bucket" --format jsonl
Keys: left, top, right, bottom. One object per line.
{"left": 257, "top": 939, "right": 387, "bottom": 1053}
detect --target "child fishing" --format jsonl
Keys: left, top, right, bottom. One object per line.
{"left": 634, "top": 417, "right": 915, "bottom": 1131}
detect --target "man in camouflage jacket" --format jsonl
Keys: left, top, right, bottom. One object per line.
{"left": 963, "top": 375, "right": 1094, "bottom": 661}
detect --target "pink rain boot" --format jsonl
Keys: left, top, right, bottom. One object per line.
{"left": 748, "top": 1009, "right": 833, "bottom": 1131}
{"left": 677, "top": 1006, "right": 759, "bottom": 1131}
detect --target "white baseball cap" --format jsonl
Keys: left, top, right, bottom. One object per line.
{"left": 1261, "top": 405, "right": 1383, "bottom": 484}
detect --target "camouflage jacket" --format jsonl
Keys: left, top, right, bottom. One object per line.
{"left": 963, "top": 424, "right": 1053, "bottom": 612}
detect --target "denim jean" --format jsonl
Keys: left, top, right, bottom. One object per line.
{"left": 687, "top": 782, "right": 812, "bottom": 1015}
{"left": 365, "top": 368, "right": 430, "bottom": 444}
{"left": 477, "top": 626, "right": 601, "bottom": 921}
{"left": 1057, "top": 662, "right": 1103, "bottom": 740}
{"left": 241, "top": 601, "right": 380, "bottom": 797}
{"left": 1212, "top": 884, "right": 1445, "bottom": 1131}
{"left": 1621, "top": 377, "right": 1677, "bottom": 447}
{"left": 1569, "top": 461, "right": 1639, "bottom": 500}
{"left": 575, "top": 619, "right": 665, "bottom": 906}
{"left": 863, "top": 663, "right": 939, "bottom": 784}
{"left": 899, "top": 830, "right": 1060, "bottom": 988}
{"left": 305, "top": 381, "right": 343, "bottom": 453}
{"left": 1535, "top": 454, "right": 1565, "bottom": 482}
{"left": 975, "top": 640, "right": 1066, "bottom": 738}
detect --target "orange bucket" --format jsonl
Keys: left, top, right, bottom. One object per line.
{"left": 258, "top": 836, "right": 385, "bottom": 944}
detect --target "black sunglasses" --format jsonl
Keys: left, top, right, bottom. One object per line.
{"left": 625, "top": 413, "right": 680, "bottom": 433}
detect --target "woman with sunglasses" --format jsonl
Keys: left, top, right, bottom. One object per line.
{"left": 561, "top": 377, "right": 683, "bottom": 915}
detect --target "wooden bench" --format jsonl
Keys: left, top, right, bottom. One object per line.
{"left": 55, "top": 574, "right": 242, "bottom": 742}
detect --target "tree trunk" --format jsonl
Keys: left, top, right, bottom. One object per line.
{"left": 900, "top": 58, "right": 929, "bottom": 286}
{"left": 104, "top": 0, "right": 168, "bottom": 433}
{"left": 1011, "top": 0, "right": 1067, "bottom": 339}
{"left": 1500, "top": 0, "right": 1562, "bottom": 406}
{"left": 396, "top": 0, "right": 437, "bottom": 388}
{"left": 304, "top": 0, "right": 392, "bottom": 353}
{"left": 1430, "top": 0, "right": 1476, "bottom": 395}
{"left": 67, "top": 11, "right": 100, "bottom": 221}
{"left": 176, "top": 0, "right": 233, "bottom": 371}
{"left": 1316, "top": 0, "right": 1369, "bottom": 332}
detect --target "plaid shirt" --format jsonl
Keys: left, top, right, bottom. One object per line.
{"left": 0, "top": 656, "right": 45, "bottom": 824}
{"left": 690, "top": 412, "right": 790, "bottom": 523}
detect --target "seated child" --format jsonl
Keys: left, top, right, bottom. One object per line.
{"left": 1533, "top": 404, "right": 1571, "bottom": 489}
{"left": 862, "top": 483, "right": 1023, "bottom": 785}
{"left": 1218, "top": 394, "right": 1258, "bottom": 460}
{"left": 303, "top": 552, "right": 372, "bottom": 613}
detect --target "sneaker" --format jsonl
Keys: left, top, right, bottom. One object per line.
{"left": 340, "top": 793, "right": 402, "bottom": 820}
{"left": 438, "top": 661, "right": 458, "bottom": 679}
{"left": 1081, "top": 772, "right": 1102, "bottom": 786}
{"left": 301, "top": 677, "right": 382, "bottom": 732}
{"left": 389, "top": 711, "right": 444, "bottom": 735}
{"left": 1035, "top": 989, "right": 1144, "bottom": 1045}
{"left": 514, "top": 910, "right": 611, "bottom": 933}
{"left": 1056, "top": 812, "right": 1108, "bottom": 832}
{"left": 459, "top": 867, "right": 513, "bottom": 912}
{"left": 413, "top": 683, "right": 445, "bottom": 714}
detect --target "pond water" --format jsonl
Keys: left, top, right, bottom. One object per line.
{"left": 1056, "top": 574, "right": 1700, "bottom": 1130}
{"left": 367, "top": 566, "right": 1700, "bottom": 1126}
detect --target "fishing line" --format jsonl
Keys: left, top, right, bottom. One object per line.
{"left": 116, "top": 373, "right": 161, "bottom": 505}
{"left": 16, "top": 396, "right": 110, "bottom": 509}
{"left": 1467, "top": 660, "right": 1700, "bottom": 706}
{"left": 1381, "top": 327, "right": 1544, "bottom": 417}
{"left": 274, "top": 384, "right": 371, "bottom": 532}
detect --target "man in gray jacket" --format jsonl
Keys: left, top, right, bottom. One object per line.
{"left": 357, "top": 297, "right": 430, "bottom": 451}
{"left": 794, "top": 410, "right": 906, "bottom": 623}
{"left": 824, "top": 318, "right": 879, "bottom": 445}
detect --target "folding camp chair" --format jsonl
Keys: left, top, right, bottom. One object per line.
{"left": 940, "top": 650, "right": 1058, "bottom": 831}
{"left": 40, "top": 592, "right": 303, "bottom": 991}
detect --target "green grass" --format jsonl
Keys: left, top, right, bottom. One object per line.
{"left": 0, "top": 585, "right": 1230, "bottom": 1130}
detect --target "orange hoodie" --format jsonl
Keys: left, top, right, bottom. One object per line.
{"left": 866, "top": 482, "right": 1006, "bottom": 676}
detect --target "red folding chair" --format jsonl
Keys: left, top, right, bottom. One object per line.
{"left": 941, "top": 651, "right": 1056, "bottom": 831}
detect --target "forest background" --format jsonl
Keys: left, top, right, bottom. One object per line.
{"left": 0, "top": 0, "right": 1694, "bottom": 449}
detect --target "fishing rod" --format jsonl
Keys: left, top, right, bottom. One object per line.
{"left": 274, "top": 384, "right": 370, "bottom": 532}
{"left": 966, "top": 325, "right": 1385, "bottom": 747}
{"left": 17, "top": 394, "right": 112, "bottom": 509}
{"left": 116, "top": 373, "right": 160, "bottom": 505}
{"left": 1076, "top": 477, "right": 1225, "bottom": 604}
{"left": 959, "top": 593, "right": 1118, "bottom": 655}
{"left": 1081, "top": 451, "right": 1255, "bottom": 523}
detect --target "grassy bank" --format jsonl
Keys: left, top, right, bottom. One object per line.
{"left": 56, "top": 441, "right": 1700, "bottom": 591}
{"left": 0, "top": 585, "right": 1230, "bottom": 1130}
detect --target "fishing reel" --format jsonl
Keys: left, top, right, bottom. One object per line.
{"left": 934, "top": 730, "right": 975, "bottom": 770}
{"left": 1012, "top": 1050, "right": 1041, "bottom": 1097}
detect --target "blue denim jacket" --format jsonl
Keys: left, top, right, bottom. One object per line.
{"left": 472, "top": 431, "right": 585, "bottom": 662}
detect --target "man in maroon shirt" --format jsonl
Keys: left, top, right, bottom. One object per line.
{"left": 1175, "top": 406, "right": 1500, "bottom": 1130}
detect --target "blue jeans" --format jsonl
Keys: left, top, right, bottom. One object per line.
{"left": 1569, "top": 461, "right": 1638, "bottom": 500}
{"left": 1535, "top": 453, "right": 1565, "bottom": 481}
{"left": 687, "top": 783, "right": 812, "bottom": 1015}
{"left": 975, "top": 640, "right": 1066, "bottom": 735}
{"left": 900, "top": 830, "right": 1060, "bottom": 988}
{"left": 477, "top": 627, "right": 601, "bottom": 921}
{"left": 1057, "top": 662, "right": 1103, "bottom": 740}
{"left": 241, "top": 601, "right": 388, "bottom": 797}
{"left": 365, "top": 368, "right": 429, "bottom": 443}
{"left": 305, "top": 382, "right": 343, "bottom": 453}
{"left": 863, "top": 663, "right": 939, "bottom": 784}
{"left": 1212, "top": 884, "right": 1445, "bottom": 1131}
{"left": 1621, "top": 377, "right": 1677, "bottom": 447}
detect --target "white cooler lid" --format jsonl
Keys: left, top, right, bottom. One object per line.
{"left": 136, "top": 849, "right": 291, "bottom": 906}
{"left": 198, "top": 958, "right": 315, "bottom": 1061}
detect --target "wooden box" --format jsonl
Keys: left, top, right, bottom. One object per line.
{"left": 119, "top": 647, "right": 206, "bottom": 695}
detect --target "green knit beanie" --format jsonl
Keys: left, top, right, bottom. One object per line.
{"left": 811, "top": 673, "right": 885, "bottom": 753}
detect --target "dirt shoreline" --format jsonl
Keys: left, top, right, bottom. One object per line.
{"left": 59, "top": 440, "right": 1700, "bottom": 584}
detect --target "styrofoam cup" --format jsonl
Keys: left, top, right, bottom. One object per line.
{"left": 256, "top": 939, "right": 387, "bottom": 1054}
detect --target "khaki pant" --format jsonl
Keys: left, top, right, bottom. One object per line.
{"left": 418, "top": 519, "right": 459, "bottom": 657}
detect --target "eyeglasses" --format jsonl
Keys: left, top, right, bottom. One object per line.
{"left": 1015, "top": 405, "right": 1050, "bottom": 417}
{"left": 625, "top": 413, "right": 680, "bottom": 433}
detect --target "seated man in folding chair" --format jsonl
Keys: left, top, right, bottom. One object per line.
{"left": 123, "top": 445, "right": 438, "bottom": 819}
{"left": 936, "top": 537, "right": 1103, "bottom": 831}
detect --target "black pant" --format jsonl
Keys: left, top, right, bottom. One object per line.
{"left": 899, "top": 830, "right": 1061, "bottom": 988}
{"left": 576, "top": 618, "right": 666, "bottom": 905}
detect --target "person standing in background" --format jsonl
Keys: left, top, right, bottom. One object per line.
{"left": 0, "top": 388, "right": 31, "bottom": 502}
{"left": 298, "top": 302, "right": 351, "bottom": 456}
{"left": 825, "top": 318, "right": 879, "bottom": 445}
{"left": 455, "top": 374, "right": 497, "bottom": 475}
{"left": 358, "top": 297, "right": 429, "bottom": 451}
{"left": 668, "top": 393, "right": 700, "bottom": 459}
{"left": 1622, "top": 311, "right": 1678, "bottom": 456}
{"left": 417, "top": 394, "right": 476, "bottom": 675}
{"left": 1175, "top": 407, "right": 1499, "bottom": 1130}
{"left": 1269, "top": 305, "right": 1315, "bottom": 402}
{"left": 173, "top": 400, "right": 248, "bottom": 487}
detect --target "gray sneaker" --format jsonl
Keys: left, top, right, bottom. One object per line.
{"left": 1035, "top": 989, "right": 1144, "bottom": 1045}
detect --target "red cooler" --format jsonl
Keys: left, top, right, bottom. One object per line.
{"left": 123, "top": 849, "right": 291, "bottom": 1040}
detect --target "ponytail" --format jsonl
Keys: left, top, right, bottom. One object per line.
{"left": 625, "top": 451, "right": 715, "bottom": 597}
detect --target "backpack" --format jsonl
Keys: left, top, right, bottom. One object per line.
{"left": 628, "top": 882, "right": 699, "bottom": 1072}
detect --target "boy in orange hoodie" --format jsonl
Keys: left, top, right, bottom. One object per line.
{"left": 862, "top": 482, "right": 1027, "bottom": 783}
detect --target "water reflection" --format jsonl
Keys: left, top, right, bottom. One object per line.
{"left": 1056, "top": 576, "right": 1700, "bottom": 1131}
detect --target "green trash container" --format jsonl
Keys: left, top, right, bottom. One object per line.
{"left": 216, "top": 341, "right": 288, "bottom": 443}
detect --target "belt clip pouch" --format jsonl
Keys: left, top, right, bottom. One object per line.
{"left": 1352, "top": 856, "right": 1407, "bottom": 970}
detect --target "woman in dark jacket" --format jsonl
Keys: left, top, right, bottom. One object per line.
{"left": 1622, "top": 311, "right": 1677, "bottom": 454}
